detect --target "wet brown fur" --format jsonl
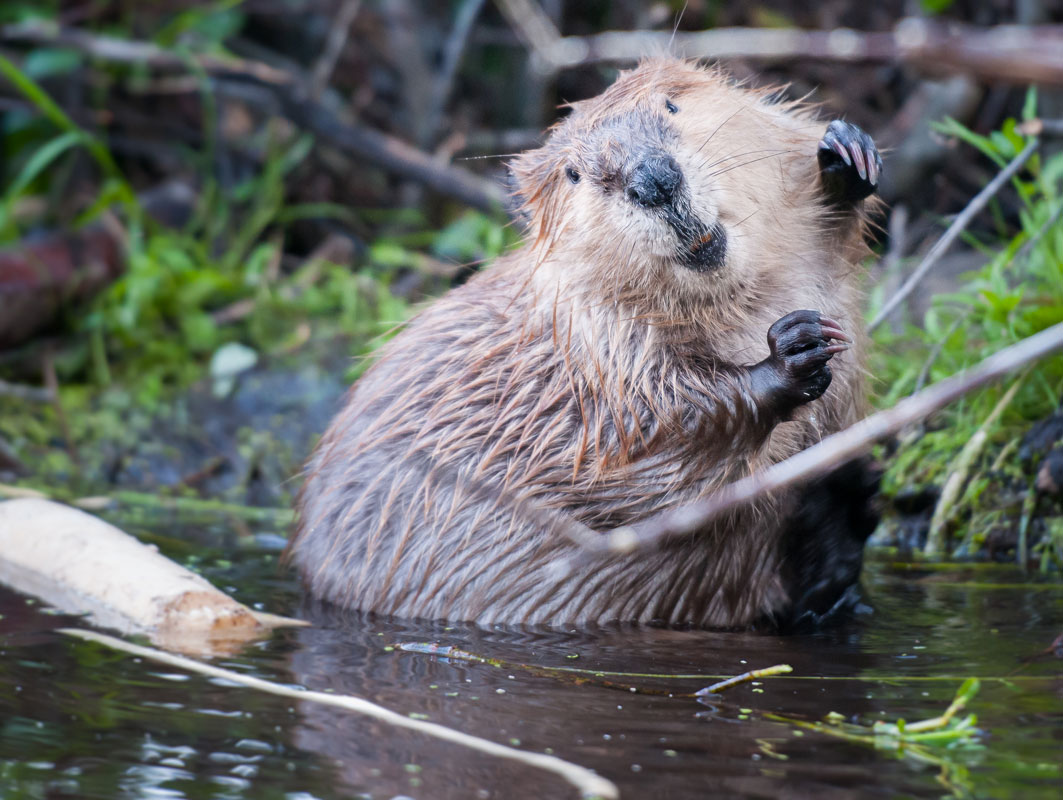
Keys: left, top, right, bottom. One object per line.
{"left": 289, "top": 60, "right": 876, "bottom": 627}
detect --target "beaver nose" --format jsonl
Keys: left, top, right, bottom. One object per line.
{"left": 626, "top": 155, "right": 682, "bottom": 207}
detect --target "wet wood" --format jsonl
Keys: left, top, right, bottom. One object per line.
{"left": 0, "top": 498, "right": 305, "bottom": 655}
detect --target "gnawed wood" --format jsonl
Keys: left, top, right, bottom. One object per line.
{"left": 0, "top": 498, "right": 305, "bottom": 655}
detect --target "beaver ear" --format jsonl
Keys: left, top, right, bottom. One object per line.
{"left": 508, "top": 146, "right": 559, "bottom": 229}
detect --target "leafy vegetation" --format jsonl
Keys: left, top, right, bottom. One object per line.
{"left": 767, "top": 679, "right": 985, "bottom": 799}
{"left": 869, "top": 93, "right": 1063, "bottom": 567}
{"left": 0, "top": 38, "right": 514, "bottom": 506}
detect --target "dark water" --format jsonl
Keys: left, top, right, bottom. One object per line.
{"left": 1, "top": 549, "right": 1060, "bottom": 800}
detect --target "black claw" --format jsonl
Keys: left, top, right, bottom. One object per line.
{"left": 818, "top": 120, "right": 881, "bottom": 207}
{"left": 752, "top": 309, "right": 850, "bottom": 418}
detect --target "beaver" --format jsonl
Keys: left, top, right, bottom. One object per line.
{"left": 289, "top": 60, "right": 882, "bottom": 629}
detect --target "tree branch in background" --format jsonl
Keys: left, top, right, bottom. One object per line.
{"left": 0, "top": 20, "right": 291, "bottom": 83}
{"left": 272, "top": 89, "right": 506, "bottom": 212}
{"left": 425, "top": 0, "right": 489, "bottom": 146}
{"left": 308, "top": 0, "right": 363, "bottom": 100}
{"left": 494, "top": 3, "right": 1063, "bottom": 86}
{"left": 557, "top": 322, "right": 1063, "bottom": 562}
{"left": 0, "top": 21, "right": 507, "bottom": 214}
{"left": 867, "top": 138, "right": 1040, "bottom": 333}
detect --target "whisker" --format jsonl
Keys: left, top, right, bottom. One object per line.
{"left": 456, "top": 153, "right": 521, "bottom": 161}
{"left": 668, "top": 2, "right": 688, "bottom": 55}
{"left": 731, "top": 209, "right": 760, "bottom": 228}
{"left": 695, "top": 108, "right": 743, "bottom": 155}
{"left": 706, "top": 150, "right": 797, "bottom": 179}
{"left": 696, "top": 148, "right": 789, "bottom": 173}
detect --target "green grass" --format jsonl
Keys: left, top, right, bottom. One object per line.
{"left": 0, "top": 37, "right": 513, "bottom": 501}
{"left": 868, "top": 92, "right": 1063, "bottom": 566}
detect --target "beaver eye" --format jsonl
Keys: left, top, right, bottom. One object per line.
{"left": 665, "top": 99, "right": 679, "bottom": 114}
{"left": 565, "top": 166, "right": 581, "bottom": 184}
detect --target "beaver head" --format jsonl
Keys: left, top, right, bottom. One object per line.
{"left": 510, "top": 60, "right": 827, "bottom": 313}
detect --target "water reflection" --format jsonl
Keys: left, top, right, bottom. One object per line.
{"left": 0, "top": 562, "right": 1060, "bottom": 799}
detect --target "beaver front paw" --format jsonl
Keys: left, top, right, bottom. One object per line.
{"left": 818, "top": 120, "right": 881, "bottom": 206}
{"left": 750, "top": 310, "right": 850, "bottom": 417}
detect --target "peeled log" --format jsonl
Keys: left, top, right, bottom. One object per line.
{"left": 0, "top": 498, "right": 302, "bottom": 654}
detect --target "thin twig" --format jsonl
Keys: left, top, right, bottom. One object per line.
{"left": 912, "top": 310, "right": 972, "bottom": 395}
{"left": 867, "top": 138, "right": 1040, "bottom": 333}
{"left": 1012, "top": 201, "right": 1063, "bottom": 266}
{"left": 0, "top": 483, "right": 294, "bottom": 523}
{"left": 558, "top": 322, "right": 1063, "bottom": 560}
{"left": 42, "top": 347, "right": 78, "bottom": 467}
{"left": 696, "top": 664, "right": 793, "bottom": 695}
{"left": 60, "top": 628, "right": 620, "bottom": 800}
{"left": 308, "top": 0, "right": 362, "bottom": 99}
{"left": 1018, "top": 117, "right": 1063, "bottom": 137}
{"left": 425, "top": 0, "right": 488, "bottom": 145}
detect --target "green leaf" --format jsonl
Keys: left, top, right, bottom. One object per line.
{"left": 954, "top": 677, "right": 981, "bottom": 705}
{"left": 154, "top": 0, "right": 246, "bottom": 47}
{"left": 0, "top": 129, "right": 86, "bottom": 236}
{"left": 933, "top": 117, "right": 1006, "bottom": 167}
{"left": 0, "top": 51, "right": 138, "bottom": 221}
{"left": 921, "top": 0, "right": 955, "bottom": 13}
{"left": 22, "top": 47, "right": 82, "bottom": 79}
{"left": 1022, "top": 87, "right": 1038, "bottom": 122}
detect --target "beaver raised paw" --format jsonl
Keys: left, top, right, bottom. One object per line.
{"left": 750, "top": 309, "right": 852, "bottom": 419}
{"left": 818, "top": 119, "right": 882, "bottom": 206}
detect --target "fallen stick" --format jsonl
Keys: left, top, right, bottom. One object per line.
{"left": 60, "top": 628, "right": 619, "bottom": 800}
{"left": 495, "top": 2, "right": 1063, "bottom": 85}
{"left": 0, "top": 181, "right": 196, "bottom": 348}
{"left": 560, "top": 321, "right": 1063, "bottom": 560}
{"left": 0, "top": 498, "right": 304, "bottom": 655}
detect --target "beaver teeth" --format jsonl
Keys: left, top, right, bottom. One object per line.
{"left": 682, "top": 224, "right": 727, "bottom": 272}
{"left": 691, "top": 231, "right": 713, "bottom": 251}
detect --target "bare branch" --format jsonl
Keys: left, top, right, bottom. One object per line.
{"left": 308, "top": 0, "right": 363, "bottom": 99}
{"left": 867, "top": 138, "right": 1040, "bottom": 334}
{"left": 273, "top": 89, "right": 506, "bottom": 211}
{"left": 0, "top": 20, "right": 291, "bottom": 83}
{"left": 562, "top": 322, "right": 1063, "bottom": 561}
{"left": 494, "top": 6, "right": 1063, "bottom": 85}
{"left": 0, "top": 22, "right": 507, "bottom": 214}
{"left": 494, "top": 0, "right": 562, "bottom": 62}
{"left": 425, "top": 0, "right": 489, "bottom": 145}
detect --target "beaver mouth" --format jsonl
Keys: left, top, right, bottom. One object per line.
{"left": 660, "top": 206, "right": 726, "bottom": 272}
{"left": 681, "top": 223, "right": 727, "bottom": 272}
